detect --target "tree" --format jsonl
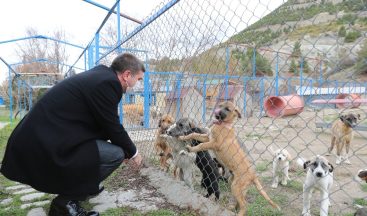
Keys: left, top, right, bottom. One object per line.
{"left": 289, "top": 40, "right": 311, "bottom": 74}
{"left": 6, "top": 27, "right": 69, "bottom": 113}
{"left": 338, "top": 26, "right": 346, "bottom": 37}
{"left": 232, "top": 48, "right": 273, "bottom": 76}
{"left": 290, "top": 59, "right": 298, "bottom": 74}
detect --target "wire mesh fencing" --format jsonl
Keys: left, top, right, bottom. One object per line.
{"left": 74, "top": 0, "right": 367, "bottom": 215}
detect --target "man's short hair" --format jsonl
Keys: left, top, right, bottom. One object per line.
{"left": 110, "top": 53, "right": 145, "bottom": 75}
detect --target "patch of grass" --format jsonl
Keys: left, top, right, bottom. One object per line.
{"left": 0, "top": 206, "right": 28, "bottom": 216}
{"left": 219, "top": 179, "right": 230, "bottom": 193}
{"left": 256, "top": 161, "right": 270, "bottom": 173}
{"left": 148, "top": 209, "right": 198, "bottom": 216}
{"left": 284, "top": 179, "right": 303, "bottom": 191}
{"left": 100, "top": 206, "right": 141, "bottom": 216}
{"left": 343, "top": 213, "right": 355, "bottom": 216}
{"left": 246, "top": 186, "right": 284, "bottom": 216}
{"left": 345, "top": 30, "right": 362, "bottom": 43}
{"left": 0, "top": 119, "right": 20, "bottom": 159}
{"left": 100, "top": 207, "right": 198, "bottom": 216}
{"left": 0, "top": 174, "right": 17, "bottom": 188}
{"left": 104, "top": 164, "right": 127, "bottom": 191}
{"left": 361, "top": 184, "right": 367, "bottom": 192}
{"left": 354, "top": 198, "right": 367, "bottom": 206}
{"left": 289, "top": 22, "right": 340, "bottom": 39}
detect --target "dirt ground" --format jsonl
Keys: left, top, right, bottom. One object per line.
{"left": 129, "top": 106, "right": 367, "bottom": 216}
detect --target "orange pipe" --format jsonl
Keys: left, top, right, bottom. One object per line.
{"left": 264, "top": 94, "right": 304, "bottom": 118}
{"left": 335, "top": 94, "right": 361, "bottom": 108}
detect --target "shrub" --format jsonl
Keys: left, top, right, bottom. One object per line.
{"left": 338, "top": 26, "right": 346, "bottom": 37}
{"left": 344, "top": 31, "right": 361, "bottom": 43}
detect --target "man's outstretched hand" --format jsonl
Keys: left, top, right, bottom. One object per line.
{"left": 124, "top": 153, "right": 143, "bottom": 169}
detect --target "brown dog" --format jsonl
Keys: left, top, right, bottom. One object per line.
{"left": 328, "top": 113, "right": 360, "bottom": 165}
{"left": 181, "top": 101, "right": 280, "bottom": 215}
{"left": 155, "top": 114, "right": 175, "bottom": 171}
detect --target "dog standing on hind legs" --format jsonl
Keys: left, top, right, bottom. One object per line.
{"left": 327, "top": 113, "right": 360, "bottom": 165}
{"left": 154, "top": 114, "right": 174, "bottom": 171}
{"left": 181, "top": 101, "right": 280, "bottom": 215}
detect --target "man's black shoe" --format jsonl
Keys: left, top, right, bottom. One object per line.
{"left": 49, "top": 199, "right": 99, "bottom": 216}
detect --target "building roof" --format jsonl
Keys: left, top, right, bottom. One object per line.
{"left": 217, "top": 85, "right": 243, "bottom": 99}
{"left": 164, "top": 87, "right": 202, "bottom": 100}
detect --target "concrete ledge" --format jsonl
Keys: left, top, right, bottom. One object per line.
{"left": 140, "top": 167, "right": 235, "bottom": 216}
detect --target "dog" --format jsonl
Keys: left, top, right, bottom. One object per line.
{"left": 168, "top": 118, "right": 221, "bottom": 200}
{"left": 269, "top": 146, "right": 292, "bottom": 188}
{"left": 182, "top": 101, "right": 280, "bottom": 215}
{"left": 356, "top": 169, "right": 367, "bottom": 183}
{"left": 160, "top": 132, "right": 196, "bottom": 189}
{"left": 354, "top": 170, "right": 367, "bottom": 216}
{"left": 154, "top": 114, "right": 175, "bottom": 171}
{"left": 328, "top": 113, "right": 360, "bottom": 165}
{"left": 123, "top": 104, "right": 162, "bottom": 126}
{"left": 302, "top": 155, "right": 334, "bottom": 216}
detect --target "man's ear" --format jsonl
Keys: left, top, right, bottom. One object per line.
{"left": 303, "top": 161, "right": 311, "bottom": 170}
{"left": 235, "top": 109, "right": 242, "bottom": 119}
{"left": 328, "top": 162, "right": 334, "bottom": 173}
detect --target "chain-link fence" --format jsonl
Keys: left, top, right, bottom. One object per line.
{"left": 70, "top": 0, "right": 367, "bottom": 215}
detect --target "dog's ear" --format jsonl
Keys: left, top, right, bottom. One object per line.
{"left": 303, "top": 160, "right": 311, "bottom": 169}
{"left": 328, "top": 162, "right": 334, "bottom": 173}
{"left": 189, "top": 121, "right": 196, "bottom": 129}
{"left": 158, "top": 119, "right": 162, "bottom": 127}
{"left": 358, "top": 114, "right": 361, "bottom": 120}
{"left": 235, "top": 109, "right": 242, "bottom": 119}
{"left": 284, "top": 150, "right": 292, "bottom": 161}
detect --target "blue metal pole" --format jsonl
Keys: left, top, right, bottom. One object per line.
{"left": 0, "top": 35, "right": 84, "bottom": 49}
{"left": 275, "top": 52, "right": 279, "bottom": 96}
{"left": 260, "top": 78, "right": 264, "bottom": 116}
{"left": 252, "top": 48, "right": 256, "bottom": 77}
{"left": 176, "top": 74, "right": 182, "bottom": 120}
{"left": 98, "top": 0, "right": 180, "bottom": 61}
{"left": 319, "top": 60, "right": 323, "bottom": 86}
{"left": 300, "top": 57, "right": 303, "bottom": 96}
{"left": 29, "top": 87, "right": 32, "bottom": 110}
{"left": 144, "top": 53, "right": 151, "bottom": 128}
{"left": 8, "top": 68, "right": 12, "bottom": 122}
{"left": 202, "top": 78, "right": 207, "bottom": 123}
{"left": 243, "top": 77, "right": 248, "bottom": 117}
{"left": 84, "top": 52, "right": 87, "bottom": 71}
{"left": 88, "top": 45, "right": 94, "bottom": 69}
{"left": 17, "top": 79, "right": 20, "bottom": 117}
{"left": 143, "top": 71, "right": 150, "bottom": 128}
{"left": 225, "top": 47, "right": 229, "bottom": 100}
{"left": 116, "top": 1, "right": 124, "bottom": 125}
{"left": 95, "top": 33, "right": 100, "bottom": 65}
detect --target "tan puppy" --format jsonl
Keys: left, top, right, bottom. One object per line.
{"left": 155, "top": 114, "right": 175, "bottom": 171}
{"left": 328, "top": 113, "right": 360, "bottom": 165}
{"left": 181, "top": 101, "right": 280, "bottom": 215}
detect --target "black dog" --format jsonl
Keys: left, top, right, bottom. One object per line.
{"left": 185, "top": 127, "right": 221, "bottom": 200}
{"left": 167, "top": 118, "right": 222, "bottom": 200}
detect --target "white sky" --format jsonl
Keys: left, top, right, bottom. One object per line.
{"left": 0, "top": 0, "right": 285, "bottom": 83}
{"left": 0, "top": 0, "right": 162, "bottom": 82}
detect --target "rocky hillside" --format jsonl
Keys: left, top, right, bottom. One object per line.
{"left": 229, "top": 0, "right": 367, "bottom": 81}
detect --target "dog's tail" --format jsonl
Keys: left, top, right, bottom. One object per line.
{"left": 253, "top": 178, "right": 281, "bottom": 210}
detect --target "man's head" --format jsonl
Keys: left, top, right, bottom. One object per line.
{"left": 111, "top": 53, "right": 145, "bottom": 93}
